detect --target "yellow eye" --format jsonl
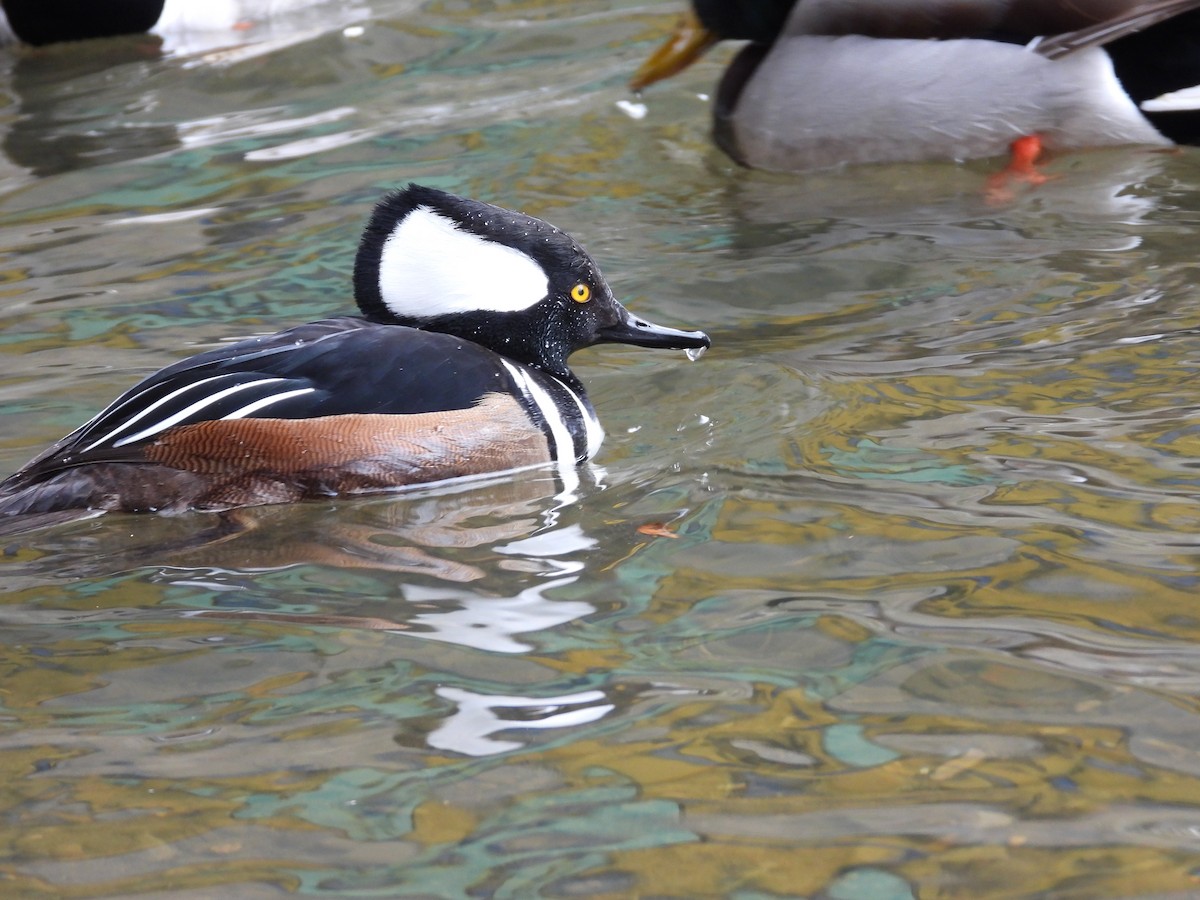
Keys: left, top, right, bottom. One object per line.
{"left": 570, "top": 283, "right": 591, "bottom": 303}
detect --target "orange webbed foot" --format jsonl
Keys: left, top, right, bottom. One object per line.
{"left": 985, "top": 135, "right": 1054, "bottom": 203}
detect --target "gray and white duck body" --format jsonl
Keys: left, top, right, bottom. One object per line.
{"left": 0, "top": 185, "right": 710, "bottom": 530}
{"left": 632, "top": 0, "right": 1200, "bottom": 172}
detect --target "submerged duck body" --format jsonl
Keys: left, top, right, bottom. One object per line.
{"left": 633, "top": 0, "right": 1200, "bottom": 172}
{"left": 0, "top": 185, "right": 709, "bottom": 527}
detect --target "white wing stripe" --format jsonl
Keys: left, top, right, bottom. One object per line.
{"left": 80, "top": 373, "right": 247, "bottom": 453}
{"left": 221, "top": 387, "right": 317, "bottom": 420}
{"left": 111, "top": 378, "right": 291, "bottom": 447}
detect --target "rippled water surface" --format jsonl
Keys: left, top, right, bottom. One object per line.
{"left": 5, "top": 2, "right": 1200, "bottom": 897}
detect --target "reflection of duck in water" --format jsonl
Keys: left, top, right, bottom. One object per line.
{"left": 138, "top": 471, "right": 582, "bottom": 585}
{"left": 0, "top": 0, "right": 373, "bottom": 177}
{"left": 632, "top": 0, "right": 1200, "bottom": 173}
{"left": 0, "top": 185, "right": 709, "bottom": 531}
{"left": 1, "top": 32, "right": 178, "bottom": 176}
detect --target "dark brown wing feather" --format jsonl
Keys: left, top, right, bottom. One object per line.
{"left": 1031, "top": 0, "right": 1200, "bottom": 58}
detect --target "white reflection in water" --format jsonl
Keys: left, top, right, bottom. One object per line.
{"left": 403, "top": 576, "right": 592, "bottom": 653}
{"left": 408, "top": 522, "right": 608, "bottom": 758}
{"left": 243, "top": 128, "right": 376, "bottom": 161}
{"left": 614, "top": 99, "right": 646, "bottom": 120}
{"left": 496, "top": 522, "right": 596, "bottom": 559}
{"left": 176, "top": 106, "right": 358, "bottom": 152}
{"left": 405, "top": 524, "right": 597, "bottom": 653}
{"left": 428, "top": 686, "right": 613, "bottom": 757}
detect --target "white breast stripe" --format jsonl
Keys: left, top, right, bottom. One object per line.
{"left": 501, "top": 362, "right": 582, "bottom": 497}
{"left": 81, "top": 373, "right": 251, "bottom": 453}
{"left": 500, "top": 360, "right": 574, "bottom": 464}
{"left": 546, "top": 374, "right": 604, "bottom": 460}
{"left": 111, "top": 378, "right": 291, "bottom": 447}
{"left": 222, "top": 388, "right": 317, "bottom": 420}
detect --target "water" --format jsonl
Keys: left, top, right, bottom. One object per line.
{"left": 4, "top": 2, "right": 1200, "bottom": 896}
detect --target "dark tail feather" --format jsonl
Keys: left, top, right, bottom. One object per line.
{"left": 0, "top": 471, "right": 112, "bottom": 536}
{"left": 0, "top": 458, "right": 208, "bottom": 536}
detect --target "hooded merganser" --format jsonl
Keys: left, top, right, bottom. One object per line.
{"left": 0, "top": 185, "right": 710, "bottom": 528}
{"left": 631, "top": 0, "right": 1200, "bottom": 172}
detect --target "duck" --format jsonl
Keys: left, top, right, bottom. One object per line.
{"left": 0, "top": 184, "right": 710, "bottom": 530}
{"left": 0, "top": 0, "right": 342, "bottom": 48}
{"left": 0, "top": 0, "right": 165, "bottom": 45}
{"left": 630, "top": 0, "right": 1200, "bottom": 173}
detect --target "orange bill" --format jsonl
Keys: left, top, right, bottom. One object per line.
{"left": 630, "top": 7, "right": 718, "bottom": 92}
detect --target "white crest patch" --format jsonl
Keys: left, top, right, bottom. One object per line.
{"left": 378, "top": 206, "right": 549, "bottom": 318}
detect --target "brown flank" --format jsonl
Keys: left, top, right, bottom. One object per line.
{"left": 140, "top": 392, "right": 553, "bottom": 508}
